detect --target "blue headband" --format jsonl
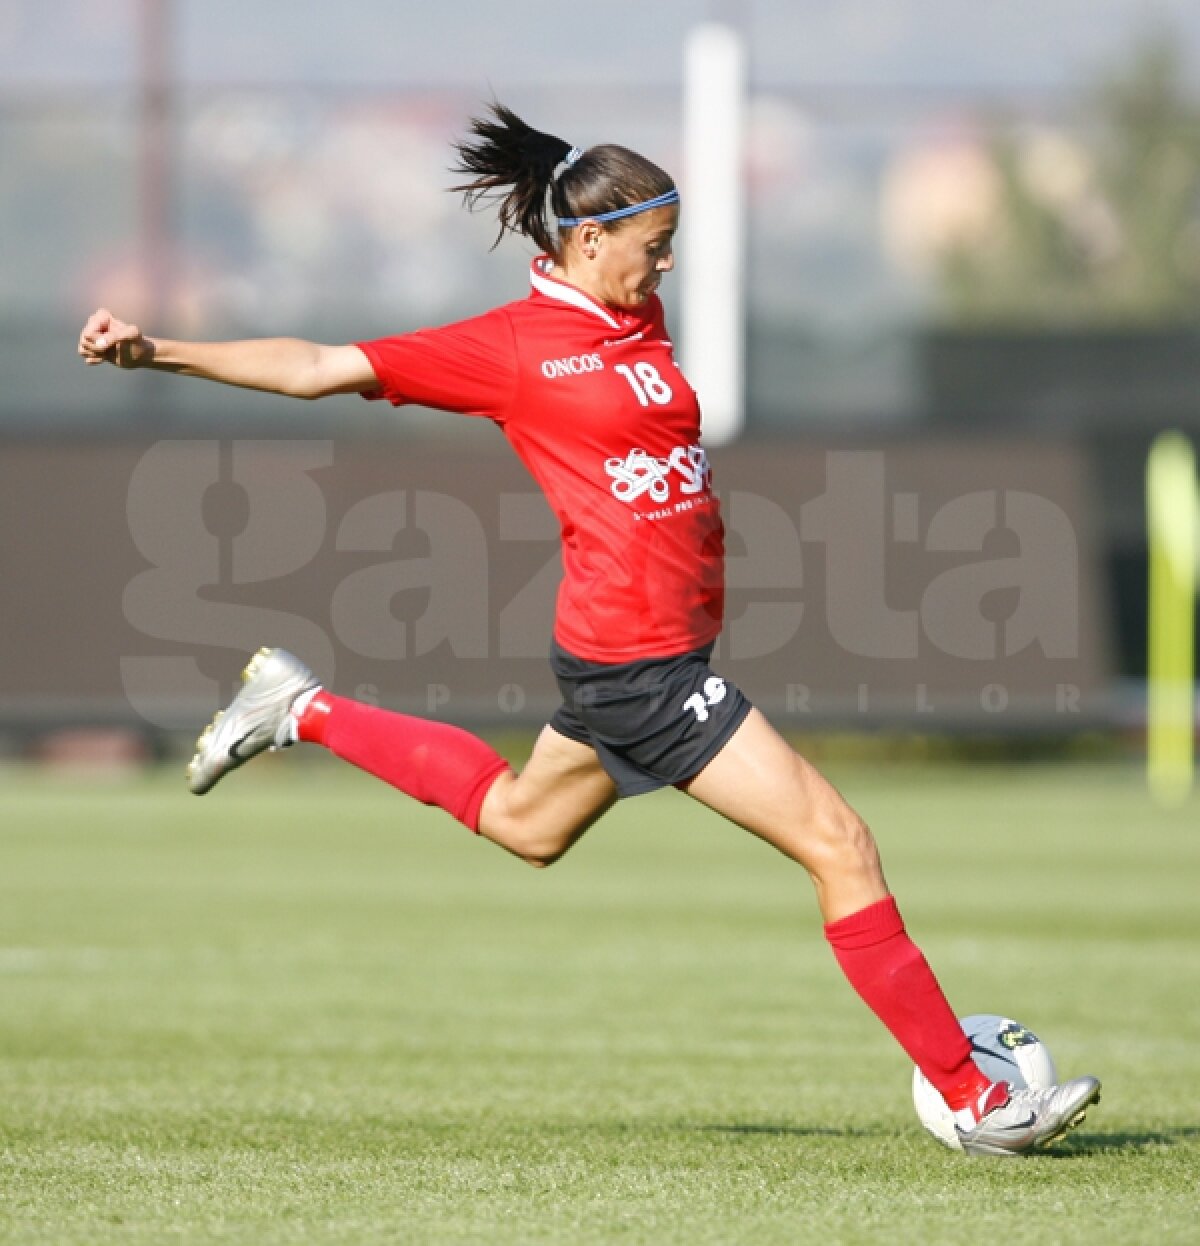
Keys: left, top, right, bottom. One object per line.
{"left": 557, "top": 188, "right": 680, "bottom": 228}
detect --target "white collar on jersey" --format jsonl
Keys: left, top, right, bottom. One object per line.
{"left": 529, "top": 256, "right": 623, "bottom": 331}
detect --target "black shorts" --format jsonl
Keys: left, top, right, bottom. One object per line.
{"left": 548, "top": 638, "right": 753, "bottom": 798}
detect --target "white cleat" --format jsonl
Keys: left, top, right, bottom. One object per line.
{"left": 186, "top": 648, "right": 319, "bottom": 795}
{"left": 956, "top": 1076, "right": 1101, "bottom": 1157}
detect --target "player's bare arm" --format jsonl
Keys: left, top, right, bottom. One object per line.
{"left": 77, "top": 307, "right": 377, "bottom": 399}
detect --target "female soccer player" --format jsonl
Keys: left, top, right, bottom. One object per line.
{"left": 78, "top": 103, "right": 1098, "bottom": 1155}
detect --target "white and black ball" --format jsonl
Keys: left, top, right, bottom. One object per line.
{"left": 912, "top": 1014, "right": 1058, "bottom": 1150}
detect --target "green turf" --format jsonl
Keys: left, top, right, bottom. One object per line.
{"left": 1, "top": 758, "right": 1197, "bottom": 1244}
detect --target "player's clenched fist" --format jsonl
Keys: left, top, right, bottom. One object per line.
{"left": 77, "top": 308, "right": 154, "bottom": 368}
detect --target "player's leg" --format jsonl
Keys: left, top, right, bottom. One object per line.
{"left": 678, "top": 706, "right": 884, "bottom": 922}
{"left": 681, "top": 707, "right": 1101, "bottom": 1150}
{"left": 187, "top": 648, "right": 616, "bottom": 866}
{"left": 475, "top": 725, "right": 618, "bottom": 866}
{"left": 680, "top": 708, "right": 993, "bottom": 1117}
{"left": 301, "top": 691, "right": 616, "bottom": 866}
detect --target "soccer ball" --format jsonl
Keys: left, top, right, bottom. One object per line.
{"left": 912, "top": 1014, "right": 1058, "bottom": 1150}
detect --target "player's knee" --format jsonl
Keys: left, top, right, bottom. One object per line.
{"left": 845, "top": 814, "right": 881, "bottom": 876}
{"left": 522, "top": 843, "right": 566, "bottom": 869}
{"left": 491, "top": 809, "right": 570, "bottom": 868}
{"left": 811, "top": 802, "right": 880, "bottom": 881}
{"left": 515, "top": 827, "right": 574, "bottom": 868}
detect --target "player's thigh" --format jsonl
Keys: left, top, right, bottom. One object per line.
{"left": 679, "top": 708, "right": 887, "bottom": 915}
{"left": 477, "top": 723, "right": 618, "bottom": 864}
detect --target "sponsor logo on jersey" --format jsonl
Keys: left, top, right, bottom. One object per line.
{"left": 540, "top": 353, "right": 604, "bottom": 379}
{"left": 605, "top": 443, "right": 711, "bottom": 507}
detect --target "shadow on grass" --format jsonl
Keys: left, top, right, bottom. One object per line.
{"left": 1051, "top": 1125, "right": 1200, "bottom": 1157}
{"left": 698, "top": 1123, "right": 1200, "bottom": 1153}
{"left": 698, "top": 1124, "right": 891, "bottom": 1139}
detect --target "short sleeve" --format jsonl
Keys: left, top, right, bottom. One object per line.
{"left": 356, "top": 306, "right": 517, "bottom": 422}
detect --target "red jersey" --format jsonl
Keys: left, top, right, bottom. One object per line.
{"left": 356, "top": 257, "right": 724, "bottom": 662}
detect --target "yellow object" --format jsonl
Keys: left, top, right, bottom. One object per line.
{"left": 1146, "top": 432, "right": 1198, "bottom": 806}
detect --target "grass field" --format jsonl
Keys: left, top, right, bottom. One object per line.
{"left": 1, "top": 756, "right": 1197, "bottom": 1244}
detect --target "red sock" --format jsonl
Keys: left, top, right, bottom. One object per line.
{"left": 825, "top": 896, "right": 991, "bottom": 1111}
{"left": 297, "top": 691, "right": 511, "bottom": 833}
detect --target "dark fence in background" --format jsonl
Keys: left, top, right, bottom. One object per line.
{"left": 0, "top": 436, "right": 1112, "bottom": 736}
{"left": 919, "top": 328, "right": 1200, "bottom": 679}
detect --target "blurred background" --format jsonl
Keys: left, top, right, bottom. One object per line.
{"left": 2, "top": 0, "right": 1199, "bottom": 764}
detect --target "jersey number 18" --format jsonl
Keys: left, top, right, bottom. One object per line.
{"left": 614, "top": 362, "right": 673, "bottom": 407}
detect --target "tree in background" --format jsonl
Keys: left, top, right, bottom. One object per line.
{"left": 938, "top": 34, "right": 1200, "bottom": 326}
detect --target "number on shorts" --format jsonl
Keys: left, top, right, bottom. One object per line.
{"left": 683, "top": 676, "right": 728, "bottom": 723}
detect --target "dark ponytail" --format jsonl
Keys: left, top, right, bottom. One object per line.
{"left": 451, "top": 102, "right": 677, "bottom": 256}
{"left": 451, "top": 104, "right": 572, "bottom": 254}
